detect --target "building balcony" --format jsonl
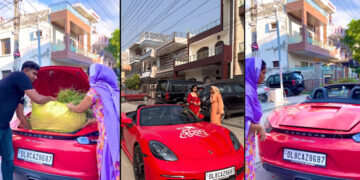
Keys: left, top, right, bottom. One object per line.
{"left": 286, "top": 0, "right": 328, "bottom": 26}
{"left": 50, "top": 2, "right": 90, "bottom": 26}
{"left": 288, "top": 34, "right": 339, "bottom": 60}
{"left": 129, "top": 55, "right": 140, "bottom": 64}
{"left": 188, "top": 19, "right": 222, "bottom": 44}
{"left": 174, "top": 45, "right": 232, "bottom": 72}
{"left": 140, "top": 50, "right": 156, "bottom": 61}
{"left": 155, "top": 32, "right": 187, "bottom": 57}
{"left": 238, "top": 0, "right": 245, "bottom": 15}
{"left": 51, "top": 42, "right": 95, "bottom": 65}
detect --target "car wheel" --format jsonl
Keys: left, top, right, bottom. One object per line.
{"left": 121, "top": 97, "right": 127, "bottom": 102}
{"left": 284, "top": 88, "right": 292, "bottom": 97}
{"left": 176, "top": 101, "right": 184, "bottom": 105}
{"left": 143, "top": 96, "right": 148, "bottom": 101}
{"left": 259, "top": 94, "right": 268, "bottom": 102}
{"left": 133, "top": 145, "right": 145, "bottom": 180}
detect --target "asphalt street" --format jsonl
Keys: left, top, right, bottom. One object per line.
{"left": 121, "top": 100, "right": 244, "bottom": 180}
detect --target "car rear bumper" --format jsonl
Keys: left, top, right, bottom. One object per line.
{"left": 14, "top": 166, "right": 82, "bottom": 180}
{"left": 259, "top": 131, "right": 360, "bottom": 180}
{"left": 262, "top": 163, "right": 346, "bottom": 180}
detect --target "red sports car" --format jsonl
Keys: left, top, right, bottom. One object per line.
{"left": 121, "top": 90, "right": 150, "bottom": 102}
{"left": 12, "top": 66, "right": 98, "bottom": 180}
{"left": 121, "top": 104, "right": 244, "bottom": 180}
{"left": 259, "top": 84, "right": 360, "bottom": 179}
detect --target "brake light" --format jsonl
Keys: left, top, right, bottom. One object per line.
{"left": 165, "top": 92, "right": 170, "bottom": 100}
{"left": 292, "top": 80, "right": 296, "bottom": 85}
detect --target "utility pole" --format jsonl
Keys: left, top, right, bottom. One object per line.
{"left": 275, "top": 7, "right": 284, "bottom": 101}
{"left": 251, "top": 0, "right": 258, "bottom": 57}
{"left": 37, "top": 15, "right": 41, "bottom": 66}
{"left": 13, "top": 0, "right": 20, "bottom": 71}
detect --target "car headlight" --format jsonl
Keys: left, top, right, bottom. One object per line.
{"left": 149, "top": 141, "right": 178, "bottom": 161}
{"left": 229, "top": 131, "right": 240, "bottom": 151}
{"left": 264, "top": 119, "right": 273, "bottom": 133}
{"left": 352, "top": 133, "right": 360, "bottom": 143}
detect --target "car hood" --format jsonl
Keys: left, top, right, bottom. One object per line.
{"left": 140, "top": 122, "right": 234, "bottom": 159}
{"left": 270, "top": 103, "right": 360, "bottom": 131}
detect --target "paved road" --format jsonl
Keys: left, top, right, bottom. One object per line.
{"left": 121, "top": 100, "right": 244, "bottom": 180}
{"left": 255, "top": 95, "right": 307, "bottom": 180}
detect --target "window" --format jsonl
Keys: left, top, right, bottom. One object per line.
{"left": 270, "top": 22, "right": 277, "bottom": 30}
{"left": 215, "top": 41, "right": 224, "bottom": 55}
{"left": 1, "top": 38, "right": 10, "bottom": 55}
{"left": 171, "top": 84, "right": 184, "bottom": 92}
{"left": 300, "top": 62, "right": 309, "bottom": 67}
{"left": 197, "top": 47, "right": 209, "bottom": 60}
{"left": 309, "top": 63, "right": 314, "bottom": 67}
{"left": 2, "top": 70, "right": 11, "bottom": 78}
{"left": 273, "top": 61, "right": 279, "bottom": 68}
{"left": 34, "top": 30, "right": 42, "bottom": 39}
{"left": 218, "top": 85, "right": 233, "bottom": 94}
{"left": 232, "top": 84, "right": 244, "bottom": 93}
{"left": 267, "top": 76, "right": 274, "bottom": 84}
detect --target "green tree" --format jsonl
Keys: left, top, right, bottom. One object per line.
{"left": 125, "top": 74, "right": 140, "bottom": 90}
{"left": 106, "top": 29, "right": 120, "bottom": 61}
{"left": 343, "top": 20, "right": 360, "bottom": 61}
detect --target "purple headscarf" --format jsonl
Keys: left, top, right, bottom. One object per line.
{"left": 89, "top": 63, "right": 119, "bottom": 180}
{"left": 245, "top": 57, "right": 263, "bottom": 138}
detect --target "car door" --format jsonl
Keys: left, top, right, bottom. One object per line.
{"left": 231, "top": 84, "right": 245, "bottom": 112}
{"left": 123, "top": 110, "right": 140, "bottom": 160}
{"left": 266, "top": 75, "right": 275, "bottom": 88}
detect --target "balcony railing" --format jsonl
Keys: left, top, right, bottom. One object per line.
{"left": 307, "top": 38, "right": 335, "bottom": 51}
{"left": 140, "top": 50, "right": 152, "bottom": 61}
{"left": 288, "top": 35, "right": 302, "bottom": 44}
{"left": 50, "top": 2, "right": 90, "bottom": 26}
{"left": 189, "top": 19, "right": 221, "bottom": 38}
{"left": 139, "top": 32, "right": 169, "bottom": 43}
{"left": 51, "top": 42, "right": 65, "bottom": 52}
{"left": 70, "top": 45, "right": 98, "bottom": 59}
{"left": 239, "top": 42, "right": 244, "bottom": 53}
{"left": 176, "top": 46, "right": 223, "bottom": 66}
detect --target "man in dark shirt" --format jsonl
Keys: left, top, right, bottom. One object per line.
{"left": 0, "top": 61, "right": 55, "bottom": 180}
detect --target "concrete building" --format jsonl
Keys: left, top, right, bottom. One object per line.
{"left": 0, "top": 2, "right": 101, "bottom": 78}
{"left": 246, "top": 0, "right": 351, "bottom": 90}
{"left": 174, "top": 0, "right": 234, "bottom": 82}
{"left": 155, "top": 32, "right": 188, "bottom": 80}
{"left": 234, "top": 0, "right": 245, "bottom": 80}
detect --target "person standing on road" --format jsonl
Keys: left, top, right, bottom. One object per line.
{"left": 245, "top": 57, "right": 267, "bottom": 180}
{"left": 210, "top": 86, "right": 224, "bottom": 125}
{"left": 187, "top": 85, "right": 201, "bottom": 118}
{"left": 67, "top": 63, "right": 120, "bottom": 180}
{"left": 0, "top": 61, "right": 56, "bottom": 180}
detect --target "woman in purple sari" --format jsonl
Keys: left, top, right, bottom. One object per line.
{"left": 67, "top": 63, "right": 120, "bottom": 180}
{"left": 245, "top": 58, "right": 266, "bottom": 180}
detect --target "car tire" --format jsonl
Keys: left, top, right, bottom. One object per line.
{"left": 284, "top": 88, "right": 292, "bottom": 97}
{"left": 133, "top": 145, "right": 145, "bottom": 180}
{"left": 143, "top": 96, "right": 148, "bottom": 101}
{"left": 259, "top": 94, "right": 268, "bottom": 102}
{"left": 121, "top": 97, "right": 127, "bottom": 102}
{"left": 176, "top": 101, "right": 184, "bottom": 105}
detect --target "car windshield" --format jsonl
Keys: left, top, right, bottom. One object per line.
{"left": 156, "top": 81, "right": 167, "bottom": 91}
{"left": 305, "top": 84, "right": 360, "bottom": 104}
{"left": 139, "top": 106, "right": 201, "bottom": 126}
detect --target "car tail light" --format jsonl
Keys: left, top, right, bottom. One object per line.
{"left": 353, "top": 133, "right": 360, "bottom": 142}
{"left": 77, "top": 136, "right": 98, "bottom": 145}
{"left": 165, "top": 92, "right": 170, "bottom": 100}
{"left": 265, "top": 87, "right": 269, "bottom": 92}
{"left": 292, "top": 80, "right": 296, "bottom": 85}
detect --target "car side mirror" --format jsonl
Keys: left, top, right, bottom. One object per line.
{"left": 121, "top": 116, "right": 132, "bottom": 127}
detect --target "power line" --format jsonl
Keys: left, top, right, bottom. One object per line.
{"left": 121, "top": 0, "right": 152, "bottom": 32}
{"left": 122, "top": 0, "right": 145, "bottom": 26}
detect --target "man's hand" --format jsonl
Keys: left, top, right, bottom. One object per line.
{"left": 50, "top": 96, "right": 57, "bottom": 101}
{"left": 19, "top": 117, "right": 31, "bottom": 130}
{"left": 67, "top": 103, "right": 75, "bottom": 111}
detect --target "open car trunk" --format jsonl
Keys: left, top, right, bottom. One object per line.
{"left": 12, "top": 66, "right": 98, "bottom": 137}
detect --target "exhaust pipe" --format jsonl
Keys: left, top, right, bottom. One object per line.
{"left": 26, "top": 175, "right": 40, "bottom": 180}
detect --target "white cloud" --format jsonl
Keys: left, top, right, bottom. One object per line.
{"left": 332, "top": 9, "right": 353, "bottom": 28}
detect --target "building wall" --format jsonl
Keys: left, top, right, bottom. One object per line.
{"left": 234, "top": 0, "right": 245, "bottom": 76}
{"left": 188, "top": 32, "right": 230, "bottom": 57}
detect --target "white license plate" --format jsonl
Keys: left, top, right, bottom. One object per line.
{"left": 205, "top": 166, "right": 235, "bottom": 180}
{"left": 283, "top": 148, "right": 326, "bottom": 167}
{"left": 17, "top": 148, "right": 53, "bottom": 166}
{"left": 157, "top": 94, "right": 161, "bottom": 98}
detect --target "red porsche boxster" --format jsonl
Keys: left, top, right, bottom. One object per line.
{"left": 259, "top": 84, "right": 360, "bottom": 180}
{"left": 12, "top": 66, "right": 98, "bottom": 180}
{"left": 121, "top": 104, "right": 244, "bottom": 180}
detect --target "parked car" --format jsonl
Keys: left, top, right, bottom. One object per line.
{"left": 121, "top": 90, "right": 151, "bottom": 102}
{"left": 257, "top": 83, "right": 270, "bottom": 102}
{"left": 12, "top": 66, "right": 98, "bottom": 179}
{"left": 198, "top": 81, "right": 245, "bottom": 121}
{"left": 265, "top": 71, "right": 305, "bottom": 96}
{"left": 121, "top": 104, "right": 244, "bottom": 180}
{"left": 259, "top": 83, "right": 360, "bottom": 180}
{"left": 155, "top": 80, "right": 203, "bottom": 105}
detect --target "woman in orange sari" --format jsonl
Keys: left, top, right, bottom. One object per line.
{"left": 187, "top": 85, "right": 201, "bottom": 117}
{"left": 210, "top": 86, "right": 224, "bottom": 125}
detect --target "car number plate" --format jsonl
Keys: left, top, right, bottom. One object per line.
{"left": 17, "top": 148, "right": 53, "bottom": 166}
{"left": 205, "top": 166, "right": 235, "bottom": 180}
{"left": 157, "top": 94, "right": 161, "bottom": 98}
{"left": 283, "top": 148, "right": 326, "bottom": 167}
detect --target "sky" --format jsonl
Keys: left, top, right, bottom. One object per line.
{"left": 121, "top": 0, "right": 221, "bottom": 51}
{"left": 331, "top": 0, "right": 359, "bottom": 28}
{"left": 0, "top": 0, "right": 119, "bottom": 37}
